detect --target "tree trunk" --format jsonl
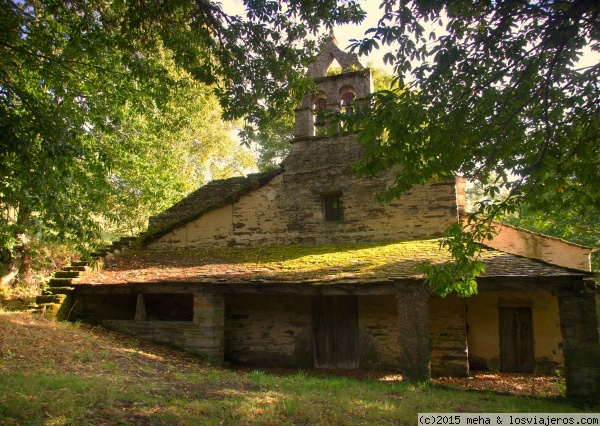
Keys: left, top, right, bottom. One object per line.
{"left": 1, "top": 247, "right": 24, "bottom": 287}
{"left": 1, "top": 207, "right": 32, "bottom": 287}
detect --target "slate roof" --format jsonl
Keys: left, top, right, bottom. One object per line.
{"left": 142, "top": 169, "right": 282, "bottom": 245}
{"left": 80, "top": 239, "right": 586, "bottom": 286}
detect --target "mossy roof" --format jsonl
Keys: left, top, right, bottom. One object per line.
{"left": 141, "top": 169, "right": 282, "bottom": 246}
{"left": 80, "top": 239, "right": 583, "bottom": 286}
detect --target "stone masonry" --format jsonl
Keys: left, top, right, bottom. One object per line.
{"left": 295, "top": 33, "right": 370, "bottom": 138}
{"left": 148, "top": 134, "right": 461, "bottom": 250}
{"left": 147, "top": 32, "right": 461, "bottom": 251}
{"left": 558, "top": 283, "right": 600, "bottom": 400}
{"left": 397, "top": 285, "right": 431, "bottom": 381}
{"left": 98, "top": 294, "right": 224, "bottom": 363}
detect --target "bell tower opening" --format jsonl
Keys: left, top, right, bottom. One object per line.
{"left": 326, "top": 58, "right": 343, "bottom": 76}
{"left": 293, "top": 31, "right": 371, "bottom": 138}
{"left": 340, "top": 89, "right": 356, "bottom": 115}
{"left": 314, "top": 93, "right": 328, "bottom": 127}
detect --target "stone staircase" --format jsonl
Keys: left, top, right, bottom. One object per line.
{"left": 29, "top": 236, "right": 137, "bottom": 318}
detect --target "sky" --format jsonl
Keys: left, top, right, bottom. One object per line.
{"left": 220, "top": 0, "right": 599, "bottom": 72}
{"left": 220, "top": 0, "right": 393, "bottom": 69}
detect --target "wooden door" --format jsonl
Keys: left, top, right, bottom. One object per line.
{"left": 499, "top": 307, "right": 534, "bottom": 372}
{"left": 311, "top": 296, "right": 359, "bottom": 369}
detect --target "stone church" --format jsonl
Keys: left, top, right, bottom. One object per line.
{"left": 63, "top": 36, "right": 599, "bottom": 399}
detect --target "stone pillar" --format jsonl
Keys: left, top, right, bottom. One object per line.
{"left": 558, "top": 282, "right": 600, "bottom": 400}
{"left": 193, "top": 294, "right": 225, "bottom": 364}
{"left": 397, "top": 285, "right": 431, "bottom": 381}
{"left": 294, "top": 107, "right": 314, "bottom": 137}
{"left": 134, "top": 294, "right": 146, "bottom": 321}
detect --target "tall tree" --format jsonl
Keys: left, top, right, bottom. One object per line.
{"left": 102, "top": 59, "right": 256, "bottom": 237}
{"left": 0, "top": 0, "right": 366, "bottom": 285}
{"left": 346, "top": 0, "right": 600, "bottom": 295}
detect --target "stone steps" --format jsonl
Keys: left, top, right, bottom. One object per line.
{"left": 28, "top": 302, "right": 62, "bottom": 317}
{"left": 63, "top": 265, "right": 87, "bottom": 272}
{"left": 47, "top": 277, "right": 74, "bottom": 287}
{"left": 54, "top": 271, "right": 81, "bottom": 279}
{"left": 42, "top": 286, "right": 75, "bottom": 295}
{"left": 39, "top": 303, "right": 62, "bottom": 316}
{"left": 36, "top": 294, "right": 67, "bottom": 304}
{"left": 30, "top": 236, "right": 137, "bottom": 318}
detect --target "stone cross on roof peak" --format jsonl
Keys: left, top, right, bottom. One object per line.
{"left": 328, "top": 28, "right": 337, "bottom": 44}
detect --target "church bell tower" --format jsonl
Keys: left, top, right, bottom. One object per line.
{"left": 294, "top": 31, "right": 373, "bottom": 138}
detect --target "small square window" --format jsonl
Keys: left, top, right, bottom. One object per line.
{"left": 323, "top": 194, "right": 343, "bottom": 222}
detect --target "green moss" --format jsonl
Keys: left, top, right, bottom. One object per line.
{"left": 95, "top": 239, "right": 553, "bottom": 285}
{"left": 123, "top": 240, "right": 449, "bottom": 282}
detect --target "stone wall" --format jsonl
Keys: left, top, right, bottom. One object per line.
{"left": 102, "top": 320, "right": 221, "bottom": 361}
{"left": 279, "top": 135, "right": 458, "bottom": 245}
{"left": 149, "top": 205, "right": 234, "bottom": 249}
{"left": 192, "top": 294, "right": 224, "bottom": 363}
{"left": 465, "top": 291, "right": 563, "bottom": 373}
{"left": 148, "top": 41, "right": 461, "bottom": 250}
{"left": 558, "top": 286, "right": 600, "bottom": 400}
{"left": 429, "top": 295, "right": 468, "bottom": 377}
{"left": 70, "top": 293, "right": 224, "bottom": 363}
{"left": 306, "top": 36, "right": 364, "bottom": 77}
{"left": 231, "top": 175, "right": 289, "bottom": 246}
{"left": 149, "top": 135, "right": 460, "bottom": 250}
{"left": 224, "top": 293, "right": 434, "bottom": 373}
{"left": 294, "top": 70, "right": 371, "bottom": 138}
{"left": 480, "top": 222, "right": 594, "bottom": 271}
{"left": 358, "top": 296, "right": 402, "bottom": 370}
{"left": 224, "top": 294, "right": 312, "bottom": 367}
{"left": 295, "top": 35, "right": 369, "bottom": 138}
{"left": 69, "top": 294, "right": 137, "bottom": 323}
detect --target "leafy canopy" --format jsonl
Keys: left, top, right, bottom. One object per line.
{"left": 0, "top": 0, "right": 366, "bottom": 281}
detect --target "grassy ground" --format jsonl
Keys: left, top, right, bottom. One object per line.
{"left": 0, "top": 311, "right": 595, "bottom": 426}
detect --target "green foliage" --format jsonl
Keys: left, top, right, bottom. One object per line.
{"left": 5, "top": 0, "right": 595, "bottom": 298}
{"left": 505, "top": 196, "right": 600, "bottom": 250}
{"left": 1, "top": 0, "right": 365, "bottom": 283}
{"left": 102, "top": 57, "right": 256, "bottom": 236}
{"left": 419, "top": 222, "right": 488, "bottom": 297}
{"left": 248, "top": 113, "right": 296, "bottom": 171}
{"left": 1, "top": 0, "right": 121, "bottom": 274}
{"left": 326, "top": 65, "right": 343, "bottom": 75}
{"left": 347, "top": 0, "right": 600, "bottom": 295}
{"left": 467, "top": 172, "right": 600, "bottom": 273}
{"left": 505, "top": 201, "right": 600, "bottom": 274}
{"left": 370, "top": 63, "right": 398, "bottom": 91}
{"left": 469, "top": 171, "right": 600, "bottom": 245}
